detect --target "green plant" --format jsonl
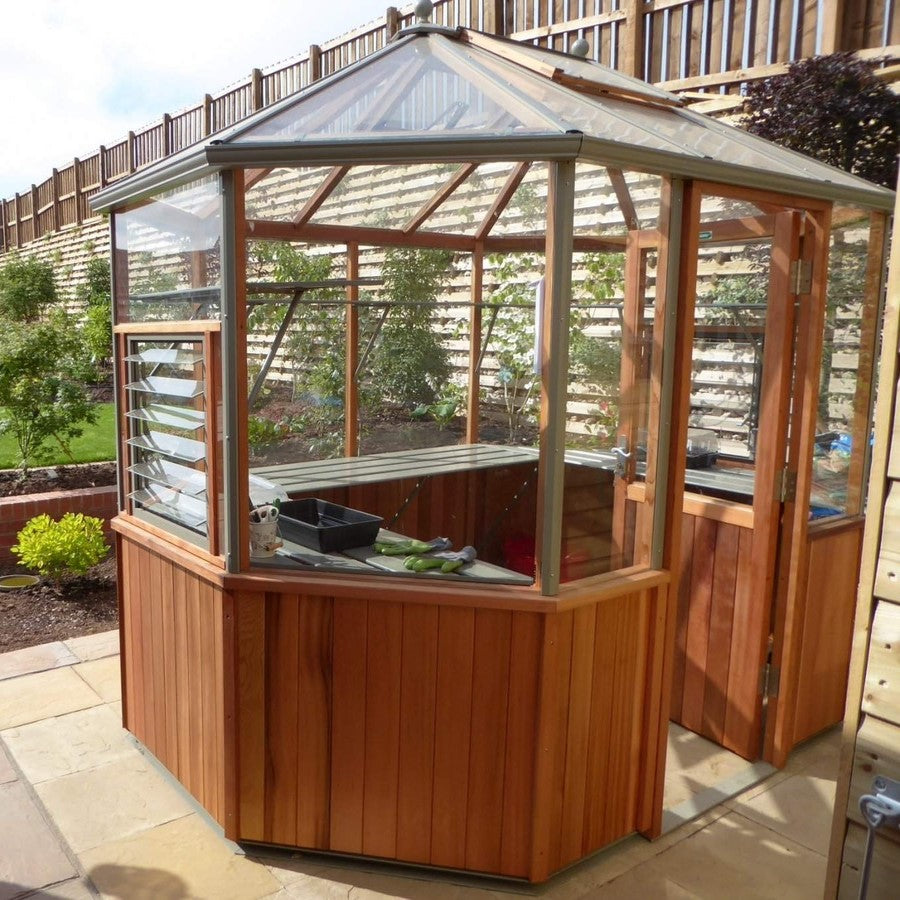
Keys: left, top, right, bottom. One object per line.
{"left": 247, "top": 415, "right": 284, "bottom": 452}
{"left": 0, "top": 254, "right": 57, "bottom": 322}
{"left": 744, "top": 52, "right": 900, "bottom": 189}
{"left": 77, "top": 257, "right": 113, "bottom": 372}
{"left": 12, "top": 513, "right": 109, "bottom": 580}
{"left": 369, "top": 248, "right": 454, "bottom": 407}
{"left": 0, "top": 318, "right": 96, "bottom": 473}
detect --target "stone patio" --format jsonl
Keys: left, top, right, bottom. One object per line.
{"left": 0, "top": 631, "right": 837, "bottom": 899}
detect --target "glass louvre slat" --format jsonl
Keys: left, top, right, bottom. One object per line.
{"left": 124, "top": 348, "right": 204, "bottom": 364}
{"left": 129, "top": 459, "right": 208, "bottom": 496}
{"left": 125, "top": 404, "right": 206, "bottom": 431}
{"left": 128, "top": 431, "right": 206, "bottom": 463}
{"left": 126, "top": 376, "right": 204, "bottom": 398}
{"left": 130, "top": 485, "right": 207, "bottom": 530}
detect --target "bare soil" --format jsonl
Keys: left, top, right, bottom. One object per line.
{"left": 0, "top": 461, "right": 117, "bottom": 498}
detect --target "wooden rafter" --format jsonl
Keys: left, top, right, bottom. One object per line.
{"left": 475, "top": 161, "right": 530, "bottom": 242}
{"left": 607, "top": 167, "right": 640, "bottom": 231}
{"left": 246, "top": 216, "right": 625, "bottom": 254}
{"left": 293, "top": 165, "right": 350, "bottom": 226}
{"left": 403, "top": 162, "right": 478, "bottom": 235}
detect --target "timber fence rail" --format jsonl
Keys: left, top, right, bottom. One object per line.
{"left": 1, "top": 0, "right": 898, "bottom": 252}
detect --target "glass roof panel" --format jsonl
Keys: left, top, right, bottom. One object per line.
{"left": 231, "top": 37, "right": 562, "bottom": 143}
{"left": 309, "top": 162, "right": 460, "bottom": 229}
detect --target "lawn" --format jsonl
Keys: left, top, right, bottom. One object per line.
{"left": 0, "top": 403, "right": 117, "bottom": 470}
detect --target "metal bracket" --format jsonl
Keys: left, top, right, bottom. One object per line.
{"left": 789, "top": 259, "right": 812, "bottom": 295}
{"left": 759, "top": 661, "right": 780, "bottom": 698}
{"left": 611, "top": 435, "right": 632, "bottom": 479}
{"left": 778, "top": 467, "right": 797, "bottom": 503}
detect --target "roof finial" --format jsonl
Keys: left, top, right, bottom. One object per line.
{"left": 571, "top": 37, "right": 590, "bottom": 59}
{"left": 414, "top": 0, "right": 434, "bottom": 23}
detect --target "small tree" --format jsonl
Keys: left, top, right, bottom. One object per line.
{"left": 0, "top": 319, "right": 96, "bottom": 474}
{"left": 77, "top": 257, "right": 113, "bottom": 373}
{"left": 0, "top": 254, "right": 57, "bottom": 322}
{"left": 744, "top": 52, "right": 900, "bottom": 188}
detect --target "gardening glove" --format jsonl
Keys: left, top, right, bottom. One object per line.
{"left": 374, "top": 537, "right": 451, "bottom": 556}
{"left": 403, "top": 555, "right": 448, "bottom": 572}
{"left": 431, "top": 545, "right": 477, "bottom": 573}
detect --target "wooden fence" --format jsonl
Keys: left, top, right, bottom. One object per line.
{"left": 1, "top": 0, "right": 898, "bottom": 253}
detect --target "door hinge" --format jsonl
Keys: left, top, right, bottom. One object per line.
{"left": 778, "top": 467, "right": 797, "bottom": 503}
{"left": 790, "top": 259, "right": 812, "bottom": 295}
{"left": 759, "top": 661, "right": 781, "bottom": 698}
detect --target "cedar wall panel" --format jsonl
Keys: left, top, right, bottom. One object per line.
{"left": 235, "top": 587, "right": 658, "bottom": 880}
{"left": 118, "top": 536, "right": 226, "bottom": 825}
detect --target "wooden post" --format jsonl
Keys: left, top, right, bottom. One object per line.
{"left": 51, "top": 168, "right": 60, "bottom": 232}
{"left": 309, "top": 44, "right": 322, "bottom": 83}
{"left": 127, "top": 131, "right": 136, "bottom": 173}
{"left": 622, "top": 0, "right": 646, "bottom": 81}
{"left": 820, "top": 0, "right": 846, "bottom": 53}
{"left": 345, "top": 242, "right": 360, "bottom": 457}
{"left": 251, "top": 68, "right": 263, "bottom": 112}
{"left": 386, "top": 6, "right": 399, "bottom": 39}
{"left": 483, "top": 0, "right": 505, "bottom": 35}
{"left": 98, "top": 148, "right": 108, "bottom": 188}
{"left": 14, "top": 192, "right": 21, "bottom": 248}
{"left": 203, "top": 94, "right": 213, "bottom": 136}
{"left": 0, "top": 199, "right": 7, "bottom": 253}
{"left": 466, "top": 247, "right": 484, "bottom": 443}
{"left": 30, "top": 184, "right": 39, "bottom": 241}
{"left": 73, "top": 158, "right": 84, "bottom": 225}
{"left": 162, "top": 113, "right": 172, "bottom": 157}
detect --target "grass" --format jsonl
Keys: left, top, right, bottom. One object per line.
{"left": 0, "top": 403, "right": 117, "bottom": 470}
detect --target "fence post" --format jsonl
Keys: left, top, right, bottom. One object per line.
{"left": 162, "top": 113, "right": 172, "bottom": 157}
{"left": 14, "top": 193, "right": 21, "bottom": 248}
{"left": 99, "top": 148, "right": 108, "bottom": 188}
{"left": 51, "top": 169, "right": 60, "bottom": 232}
{"left": 73, "top": 159, "right": 84, "bottom": 225}
{"left": 820, "top": 0, "right": 846, "bottom": 53}
{"left": 30, "top": 184, "right": 39, "bottom": 241}
{"left": 386, "top": 6, "right": 399, "bottom": 39}
{"left": 309, "top": 44, "right": 322, "bottom": 82}
{"left": 127, "top": 131, "right": 136, "bottom": 173}
{"left": 0, "top": 200, "right": 6, "bottom": 253}
{"left": 251, "top": 68, "right": 263, "bottom": 111}
{"left": 622, "top": 0, "right": 646, "bottom": 80}
{"left": 203, "top": 94, "right": 213, "bottom": 136}
{"left": 483, "top": 0, "right": 505, "bottom": 35}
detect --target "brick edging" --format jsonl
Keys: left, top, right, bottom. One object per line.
{"left": 0, "top": 485, "right": 119, "bottom": 563}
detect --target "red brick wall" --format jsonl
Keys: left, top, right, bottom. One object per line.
{"left": 0, "top": 486, "right": 119, "bottom": 564}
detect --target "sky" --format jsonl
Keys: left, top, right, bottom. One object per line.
{"left": 0, "top": 0, "right": 396, "bottom": 197}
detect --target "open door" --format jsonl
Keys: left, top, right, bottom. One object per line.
{"left": 670, "top": 188, "right": 807, "bottom": 761}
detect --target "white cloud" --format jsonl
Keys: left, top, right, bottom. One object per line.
{"left": 0, "top": 0, "right": 396, "bottom": 196}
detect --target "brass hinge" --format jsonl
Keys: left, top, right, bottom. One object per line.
{"left": 790, "top": 259, "right": 812, "bottom": 295}
{"left": 778, "top": 467, "right": 797, "bottom": 503}
{"left": 759, "top": 661, "right": 781, "bottom": 698}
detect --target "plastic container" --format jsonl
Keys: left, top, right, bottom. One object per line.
{"left": 278, "top": 499, "right": 383, "bottom": 553}
{"left": 685, "top": 427, "right": 718, "bottom": 469}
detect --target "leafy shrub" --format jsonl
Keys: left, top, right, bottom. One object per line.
{"left": 77, "top": 258, "right": 112, "bottom": 371}
{"left": 0, "top": 318, "right": 96, "bottom": 473}
{"left": 248, "top": 415, "right": 284, "bottom": 452}
{"left": 744, "top": 52, "right": 900, "bottom": 189}
{"left": 12, "top": 513, "right": 109, "bottom": 579}
{"left": 0, "top": 254, "right": 57, "bottom": 322}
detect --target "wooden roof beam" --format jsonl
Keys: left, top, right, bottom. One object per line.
{"left": 475, "top": 161, "right": 530, "bottom": 241}
{"left": 607, "top": 167, "right": 640, "bottom": 231}
{"left": 292, "top": 165, "right": 350, "bottom": 226}
{"left": 403, "top": 162, "right": 478, "bottom": 235}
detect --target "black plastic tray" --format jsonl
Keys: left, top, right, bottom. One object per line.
{"left": 278, "top": 498, "right": 383, "bottom": 553}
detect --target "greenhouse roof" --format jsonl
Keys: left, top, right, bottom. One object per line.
{"left": 93, "top": 23, "right": 894, "bottom": 212}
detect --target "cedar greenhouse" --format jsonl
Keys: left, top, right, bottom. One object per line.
{"left": 91, "top": 7, "right": 894, "bottom": 883}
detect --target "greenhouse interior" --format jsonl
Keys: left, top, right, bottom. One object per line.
{"left": 93, "top": 11, "right": 894, "bottom": 884}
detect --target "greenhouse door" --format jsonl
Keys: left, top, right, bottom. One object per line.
{"left": 670, "top": 196, "right": 808, "bottom": 762}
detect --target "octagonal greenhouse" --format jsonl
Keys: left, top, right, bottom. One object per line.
{"left": 93, "top": 16, "right": 894, "bottom": 883}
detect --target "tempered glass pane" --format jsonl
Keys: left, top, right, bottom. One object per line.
{"left": 125, "top": 375, "right": 204, "bottom": 398}
{"left": 131, "top": 485, "right": 207, "bottom": 530}
{"left": 128, "top": 432, "right": 207, "bottom": 463}
{"left": 811, "top": 208, "right": 877, "bottom": 519}
{"left": 125, "top": 404, "right": 206, "bottom": 431}
{"left": 129, "top": 459, "right": 207, "bottom": 496}
{"left": 233, "top": 38, "right": 548, "bottom": 143}
{"left": 123, "top": 348, "right": 203, "bottom": 364}
{"left": 245, "top": 166, "right": 334, "bottom": 223}
{"left": 573, "top": 164, "right": 662, "bottom": 238}
{"left": 115, "top": 176, "right": 221, "bottom": 323}
{"left": 419, "top": 161, "right": 519, "bottom": 235}
{"left": 488, "top": 162, "right": 548, "bottom": 238}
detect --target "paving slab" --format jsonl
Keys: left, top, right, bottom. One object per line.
{"left": 0, "top": 781, "right": 76, "bottom": 898}
{"left": 2, "top": 703, "right": 134, "bottom": 784}
{"left": 0, "top": 641, "right": 78, "bottom": 681}
{"left": 78, "top": 814, "right": 281, "bottom": 900}
{"left": 0, "top": 667, "right": 102, "bottom": 729}
{"left": 35, "top": 755, "right": 194, "bottom": 853}
{"left": 0, "top": 743, "right": 16, "bottom": 784}
{"left": 73, "top": 655, "right": 121, "bottom": 703}
{"left": 63, "top": 629, "right": 120, "bottom": 663}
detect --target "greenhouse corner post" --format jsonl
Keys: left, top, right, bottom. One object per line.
{"left": 221, "top": 170, "right": 243, "bottom": 573}
{"left": 537, "top": 159, "right": 575, "bottom": 597}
